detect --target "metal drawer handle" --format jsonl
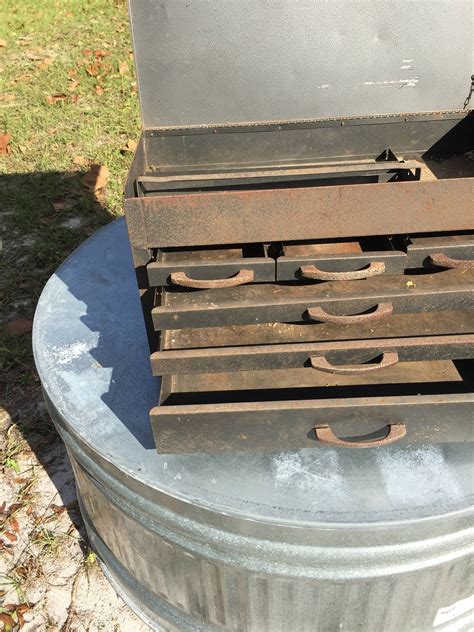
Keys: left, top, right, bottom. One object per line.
{"left": 299, "top": 261, "right": 385, "bottom": 281}
{"left": 170, "top": 269, "right": 254, "bottom": 289}
{"left": 314, "top": 423, "right": 406, "bottom": 448}
{"left": 429, "top": 252, "right": 474, "bottom": 270}
{"left": 310, "top": 351, "right": 399, "bottom": 375}
{"left": 307, "top": 302, "right": 393, "bottom": 324}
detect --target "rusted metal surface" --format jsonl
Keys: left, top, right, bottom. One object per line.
{"left": 429, "top": 252, "right": 474, "bottom": 269}
{"left": 151, "top": 334, "right": 474, "bottom": 375}
{"left": 299, "top": 261, "right": 385, "bottom": 281}
{"left": 136, "top": 160, "right": 420, "bottom": 193}
{"left": 152, "top": 269, "right": 474, "bottom": 330}
{"left": 125, "top": 177, "right": 474, "bottom": 249}
{"left": 306, "top": 303, "right": 393, "bottom": 324}
{"left": 310, "top": 352, "right": 400, "bottom": 375}
{"left": 170, "top": 269, "right": 254, "bottom": 289}
{"left": 407, "top": 234, "right": 474, "bottom": 268}
{"left": 314, "top": 423, "right": 407, "bottom": 448}
{"left": 162, "top": 309, "right": 474, "bottom": 349}
{"left": 151, "top": 390, "right": 474, "bottom": 453}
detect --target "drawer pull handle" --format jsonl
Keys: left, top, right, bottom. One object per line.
{"left": 314, "top": 423, "right": 406, "bottom": 448}
{"left": 310, "top": 351, "right": 399, "bottom": 375}
{"left": 299, "top": 261, "right": 385, "bottom": 281}
{"left": 307, "top": 302, "right": 393, "bottom": 324}
{"left": 170, "top": 269, "right": 254, "bottom": 289}
{"left": 429, "top": 253, "right": 474, "bottom": 270}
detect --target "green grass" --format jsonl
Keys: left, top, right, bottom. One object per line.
{"left": 0, "top": 0, "right": 140, "bottom": 409}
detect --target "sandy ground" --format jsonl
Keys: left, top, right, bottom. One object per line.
{"left": 1, "top": 404, "right": 149, "bottom": 631}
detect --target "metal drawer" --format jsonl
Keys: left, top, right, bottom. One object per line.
{"left": 275, "top": 238, "right": 407, "bottom": 281}
{"left": 147, "top": 244, "right": 274, "bottom": 288}
{"left": 151, "top": 309, "right": 474, "bottom": 375}
{"left": 152, "top": 269, "right": 474, "bottom": 330}
{"left": 151, "top": 360, "right": 474, "bottom": 453}
{"left": 407, "top": 233, "right": 474, "bottom": 270}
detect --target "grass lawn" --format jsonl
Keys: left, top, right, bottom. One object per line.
{"left": 1, "top": 0, "right": 140, "bottom": 432}
{"left": 0, "top": 1, "right": 146, "bottom": 627}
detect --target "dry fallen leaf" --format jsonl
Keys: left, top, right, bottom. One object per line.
{"left": 95, "top": 49, "right": 110, "bottom": 58}
{"left": 68, "top": 79, "right": 80, "bottom": 92}
{"left": 39, "top": 56, "right": 54, "bottom": 69}
{"left": 9, "top": 516, "right": 19, "bottom": 533}
{"left": 27, "top": 51, "right": 43, "bottom": 61}
{"left": 122, "top": 138, "right": 137, "bottom": 153}
{"left": 0, "top": 613, "right": 15, "bottom": 628}
{"left": 0, "top": 94, "right": 16, "bottom": 101}
{"left": 82, "top": 48, "right": 93, "bottom": 56}
{"left": 46, "top": 93, "right": 67, "bottom": 104}
{"left": 52, "top": 198, "right": 73, "bottom": 212}
{"left": 3, "top": 531, "right": 17, "bottom": 542}
{"left": 83, "top": 164, "right": 109, "bottom": 192}
{"left": 85, "top": 63, "right": 99, "bottom": 77}
{"left": 119, "top": 60, "right": 129, "bottom": 75}
{"left": 0, "top": 132, "right": 11, "bottom": 156}
{"left": 95, "top": 85, "right": 104, "bottom": 95}
{"left": 73, "top": 155, "right": 87, "bottom": 166}
{"left": 5, "top": 318, "right": 33, "bottom": 335}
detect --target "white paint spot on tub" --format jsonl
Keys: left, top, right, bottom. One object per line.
{"left": 51, "top": 341, "right": 90, "bottom": 365}
{"left": 363, "top": 77, "right": 419, "bottom": 88}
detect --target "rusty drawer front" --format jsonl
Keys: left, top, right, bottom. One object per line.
{"left": 276, "top": 244, "right": 406, "bottom": 281}
{"left": 407, "top": 234, "right": 474, "bottom": 270}
{"left": 152, "top": 270, "right": 474, "bottom": 330}
{"left": 151, "top": 333, "right": 474, "bottom": 376}
{"left": 151, "top": 361, "right": 474, "bottom": 453}
{"left": 147, "top": 252, "right": 274, "bottom": 287}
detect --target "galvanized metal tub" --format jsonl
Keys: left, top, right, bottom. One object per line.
{"left": 33, "top": 219, "right": 474, "bottom": 631}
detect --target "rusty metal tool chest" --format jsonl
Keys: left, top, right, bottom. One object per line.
{"left": 125, "top": 0, "right": 474, "bottom": 453}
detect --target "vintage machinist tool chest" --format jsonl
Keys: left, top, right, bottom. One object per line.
{"left": 125, "top": 0, "right": 474, "bottom": 453}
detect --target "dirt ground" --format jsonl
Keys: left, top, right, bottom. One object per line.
{"left": 1, "top": 0, "right": 149, "bottom": 628}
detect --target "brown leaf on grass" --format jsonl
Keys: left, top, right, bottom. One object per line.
{"left": 68, "top": 79, "right": 80, "bottom": 92}
{"left": 82, "top": 48, "right": 93, "bottom": 56}
{"left": 52, "top": 198, "right": 73, "bottom": 212}
{"left": 68, "top": 68, "right": 77, "bottom": 77}
{"left": 26, "top": 51, "right": 43, "bottom": 61}
{"left": 95, "top": 49, "right": 110, "bottom": 58}
{"left": 73, "top": 155, "right": 87, "bottom": 166}
{"left": 7, "top": 503, "right": 23, "bottom": 515}
{"left": 83, "top": 164, "right": 109, "bottom": 192}
{"left": 0, "top": 132, "right": 11, "bottom": 156}
{"left": 85, "top": 63, "right": 99, "bottom": 77}
{"left": 16, "top": 605, "right": 30, "bottom": 615}
{"left": 39, "top": 56, "right": 54, "bottom": 69}
{"left": 17, "top": 610, "right": 26, "bottom": 628}
{"left": 121, "top": 138, "right": 137, "bottom": 154}
{"left": 9, "top": 517, "right": 19, "bottom": 533}
{"left": 46, "top": 93, "right": 67, "bottom": 105}
{"left": 0, "top": 94, "right": 16, "bottom": 101}
{"left": 119, "top": 60, "right": 129, "bottom": 75}
{"left": 6, "top": 318, "right": 33, "bottom": 335}
{"left": 95, "top": 85, "right": 104, "bottom": 95}
{"left": 3, "top": 531, "right": 17, "bottom": 542}
{"left": 0, "top": 613, "right": 15, "bottom": 628}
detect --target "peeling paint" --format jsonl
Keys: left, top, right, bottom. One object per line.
{"left": 363, "top": 77, "right": 419, "bottom": 88}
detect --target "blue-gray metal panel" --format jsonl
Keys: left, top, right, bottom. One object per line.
{"left": 129, "top": 0, "right": 473, "bottom": 129}
{"left": 33, "top": 220, "right": 474, "bottom": 630}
